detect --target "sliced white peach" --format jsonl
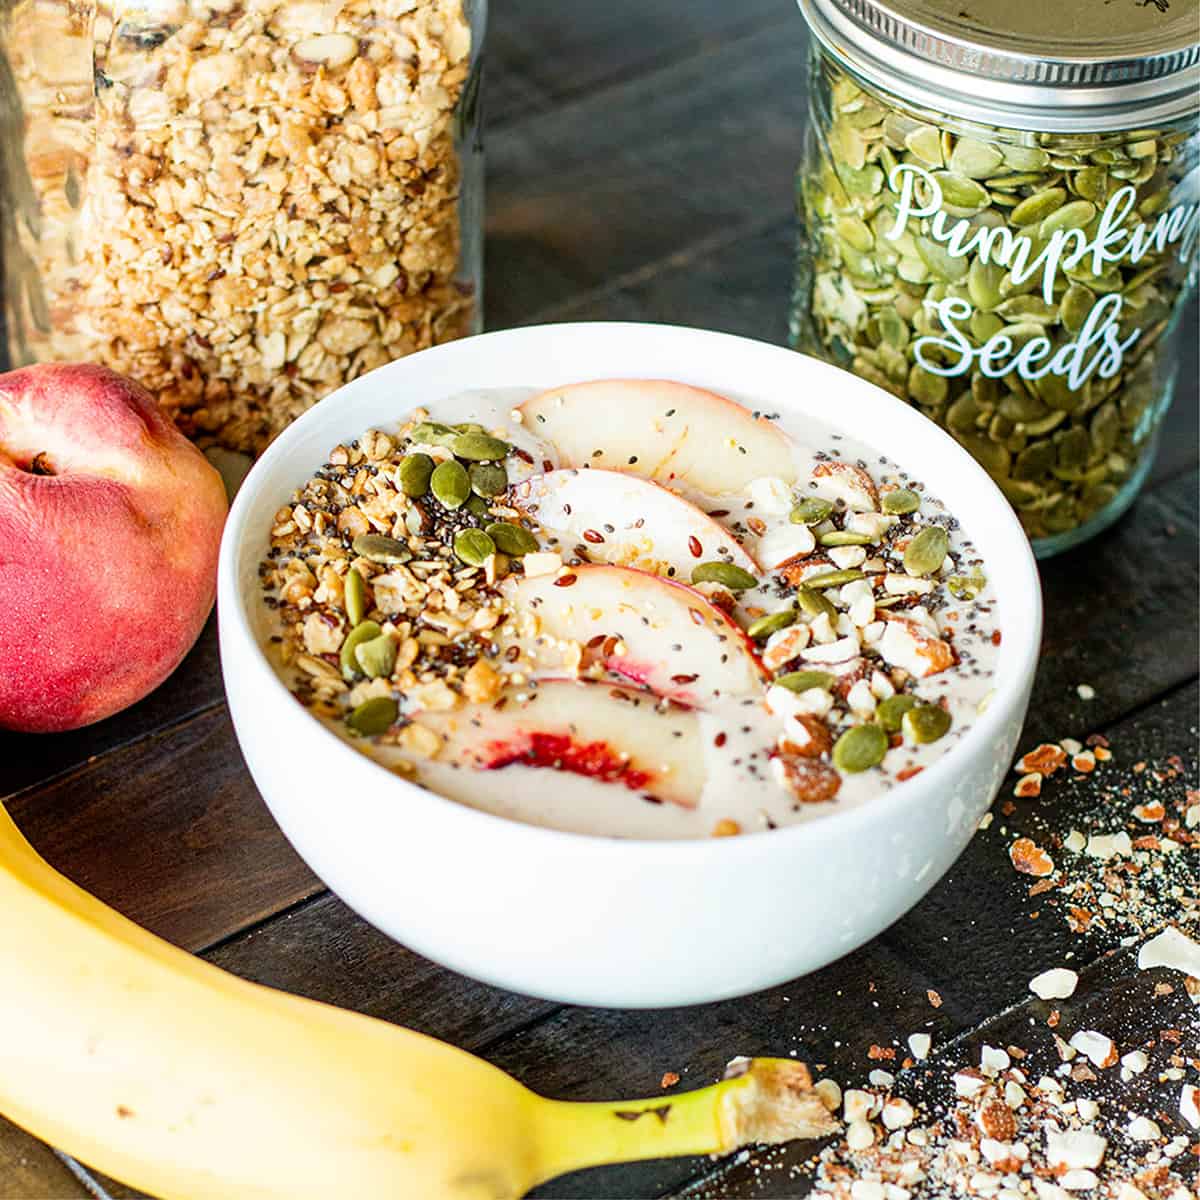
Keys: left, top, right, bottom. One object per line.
{"left": 414, "top": 680, "right": 705, "bottom": 807}
{"left": 518, "top": 379, "right": 796, "bottom": 495}
{"left": 509, "top": 468, "right": 757, "bottom": 579}
{"left": 501, "top": 563, "right": 767, "bottom": 703}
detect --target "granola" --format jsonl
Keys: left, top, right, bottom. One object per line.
{"left": 260, "top": 380, "right": 1001, "bottom": 838}
{"left": 2, "top": 0, "right": 476, "bottom": 453}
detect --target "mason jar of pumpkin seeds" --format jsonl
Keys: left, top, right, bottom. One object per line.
{"left": 791, "top": 0, "right": 1199, "bottom": 556}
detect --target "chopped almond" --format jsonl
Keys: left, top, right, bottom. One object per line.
{"left": 1009, "top": 837, "right": 1055, "bottom": 878}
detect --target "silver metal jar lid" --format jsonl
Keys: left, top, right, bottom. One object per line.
{"left": 798, "top": 0, "right": 1200, "bottom": 132}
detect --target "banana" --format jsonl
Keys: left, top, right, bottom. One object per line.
{"left": 0, "top": 804, "right": 837, "bottom": 1199}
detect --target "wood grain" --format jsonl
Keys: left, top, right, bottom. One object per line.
{"left": 0, "top": 1124, "right": 92, "bottom": 1200}
{"left": 6, "top": 705, "right": 319, "bottom": 951}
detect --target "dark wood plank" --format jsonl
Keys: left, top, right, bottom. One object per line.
{"left": 6, "top": 705, "right": 319, "bottom": 950}
{"left": 485, "top": 23, "right": 810, "bottom": 328}
{"left": 0, "top": 618, "right": 223, "bottom": 803}
{"left": 488, "top": 0, "right": 791, "bottom": 127}
{"left": 205, "top": 891, "right": 558, "bottom": 1047}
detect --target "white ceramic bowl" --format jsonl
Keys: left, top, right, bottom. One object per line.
{"left": 219, "top": 323, "right": 1041, "bottom": 1008}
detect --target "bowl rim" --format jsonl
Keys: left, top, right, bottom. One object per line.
{"left": 219, "top": 320, "right": 1042, "bottom": 860}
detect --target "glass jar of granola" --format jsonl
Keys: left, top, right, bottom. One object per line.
{"left": 790, "top": 0, "right": 1199, "bottom": 556}
{"left": 0, "top": 0, "right": 483, "bottom": 454}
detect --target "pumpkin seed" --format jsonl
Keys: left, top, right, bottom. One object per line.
{"left": 795, "top": 586, "right": 837, "bottom": 620}
{"left": 453, "top": 527, "right": 497, "bottom": 566}
{"left": 747, "top": 609, "right": 797, "bottom": 640}
{"left": 904, "top": 125, "right": 944, "bottom": 166}
{"left": 451, "top": 431, "right": 509, "bottom": 461}
{"left": 430, "top": 459, "right": 470, "bottom": 509}
{"left": 1038, "top": 199, "right": 1096, "bottom": 238}
{"left": 692, "top": 561, "right": 758, "bottom": 590}
{"left": 486, "top": 521, "right": 539, "bottom": 556}
{"left": 790, "top": 497, "right": 834, "bottom": 525}
{"left": 775, "top": 669, "right": 835, "bottom": 694}
{"left": 947, "top": 570, "right": 987, "bottom": 600}
{"left": 902, "top": 704, "right": 952, "bottom": 744}
{"left": 903, "top": 526, "right": 949, "bottom": 576}
{"left": 949, "top": 137, "right": 1004, "bottom": 179}
{"left": 407, "top": 421, "right": 457, "bottom": 447}
{"left": 818, "top": 530, "right": 873, "bottom": 546}
{"left": 804, "top": 568, "right": 865, "bottom": 588}
{"left": 355, "top": 633, "right": 398, "bottom": 680}
{"left": 932, "top": 171, "right": 989, "bottom": 210}
{"left": 340, "top": 620, "right": 382, "bottom": 680}
{"left": 352, "top": 533, "right": 411, "bottom": 565}
{"left": 398, "top": 452, "right": 435, "bottom": 497}
{"left": 346, "top": 696, "right": 398, "bottom": 737}
{"left": 465, "top": 494, "right": 490, "bottom": 518}
{"left": 469, "top": 461, "right": 508, "bottom": 497}
{"left": 876, "top": 694, "right": 919, "bottom": 732}
{"left": 344, "top": 566, "right": 368, "bottom": 627}
{"left": 1009, "top": 187, "right": 1066, "bottom": 227}
{"left": 832, "top": 723, "right": 889, "bottom": 772}
{"left": 881, "top": 487, "right": 920, "bottom": 514}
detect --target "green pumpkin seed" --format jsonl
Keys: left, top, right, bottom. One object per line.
{"left": 469, "top": 461, "right": 508, "bottom": 498}
{"left": 747, "top": 609, "right": 797, "bottom": 640}
{"left": 355, "top": 633, "right": 398, "bottom": 679}
{"left": 908, "top": 365, "right": 949, "bottom": 408}
{"left": 451, "top": 431, "right": 509, "bottom": 462}
{"left": 344, "top": 567, "right": 368, "bottom": 627}
{"left": 1061, "top": 284, "right": 1096, "bottom": 334}
{"left": 398, "top": 452, "right": 435, "bottom": 497}
{"left": 932, "top": 171, "right": 989, "bottom": 210}
{"left": 775, "top": 669, "right": 836, "bottom": 694}
{"left": 1038, "top": 199, "right": 1096, "bottom": 238}
{"left": 692, "top": 561, "right": 758, "bottom": 591}
{"left": 967, "top": 258, "right": 1005, "bottom": 311}
{"left": 486, "top": 521, "right": 540, "bottom": 556}
{"left": 902, "top": 704, "right": 952, "bottom": 744}
{"left": 946, "top": 571, "right": 987, "bottom": 600}
{"left": 949, "top": 137, "right": 1005, "bottom": 179}
{"left": 881, "top": 488, "right": 920, "bottom": 514}
{"left": 790, "top": 497, "right": 834, "bottom": 525}
{"left": 340, "top": 620, "right": 383, "bottom": 680}
{"left": 795, "top": 586, "right": 837, "bottom": 620}
{"left": 818, "top": 530, "right": 873, "bottom": 546}
{"left": 833, "top": 723, "right": 889, "bottom": 772}
{"left": 903, "top": 526, "right": 949, "bottom": 577}
{"left": 904, "top": 125, "right": 944, "bottom": 166}
{"left": 429, "top": 459, "right": 470, "bottom": 509}
{"left": 407, "top": 421, "right": 457, "bottom": 447}
{"left": 876, "top": 693, "right": 919, "bottom": 732}
{"left": 465, "top": 494, "right": 490, "bottom": 518}
{"left": 1000, "top": 144, "right": 1049, "bottom": 171}
{"left": 835, "top": 215, "right": 874, "bottom": 252}
{"left": 346, "top": 696, "right": 399, "bottom": 737}
{"left": 1009, "top": 187, "right": 1066, "bottom": 227}
{"left": 352, "top": 533, "right": 412, "bottom": 565}
{"left": 914, "top": 235, "right": 969, "bottom": 282}
{"left": 804, "top": 568, "right": 865, "bottom": 588}
{"left": 453, "top": 527, "right": 497, "bottom": 566}
{"left": 994, "top": 295, "right": 1059, "bottom": 323}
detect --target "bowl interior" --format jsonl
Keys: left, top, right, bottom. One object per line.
{"left": 220, "top": 321, "right": 1042, "bottom": 851}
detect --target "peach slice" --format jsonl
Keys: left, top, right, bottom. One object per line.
{"left": 416, "top": 680, "right": 705, "bottom": 807}
{"left": 509, "top": 468, "right": 758, "bottom": 579}
{"left": 517, "top": 379, "right": 796, "bottom": 495}
{"left": 501, "top": 563, "right": 767, "bottom": 703}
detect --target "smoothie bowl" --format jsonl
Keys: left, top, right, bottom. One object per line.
{"left": 218, "top": 323, "right": 1041, "bottom": 1006}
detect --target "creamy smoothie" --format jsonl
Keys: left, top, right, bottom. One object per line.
{"left": 260, "top": 380, "right": 999, "bottom": 839}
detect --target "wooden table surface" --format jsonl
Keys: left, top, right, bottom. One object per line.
{"left": 3, "top": 2, "right": 1197, "bottom": 1196}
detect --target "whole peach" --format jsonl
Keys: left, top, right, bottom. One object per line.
{"left": 0, "top": 364, "right": 228, "bottom": 732}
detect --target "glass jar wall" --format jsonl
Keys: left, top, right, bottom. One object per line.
{"left": 0, "top": 0, "right": 485, "bottom": 454}
{"left": 790, "top": 5, "right": 1199, "bottom": 557}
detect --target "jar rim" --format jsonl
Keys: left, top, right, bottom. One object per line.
{"left": 798, "top": 0, "right": 1200, "bottom": 132}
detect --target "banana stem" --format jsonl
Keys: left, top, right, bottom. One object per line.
{"left": 529, "top": 1058, "right": 838, "bottom": 1186}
